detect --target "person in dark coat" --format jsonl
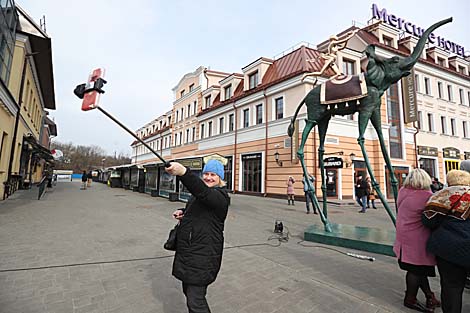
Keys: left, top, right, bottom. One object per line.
{"left": 81, "top": 171, "right": 88, "bottom": 190}
{"left": 422, "top": 170, "right": 470, "bottom": 313}
{"left": 165, "top": 159, "right": 230, "bottom": 313}
{"left": 355, "top": 175, "right": 368, "bottom": 213}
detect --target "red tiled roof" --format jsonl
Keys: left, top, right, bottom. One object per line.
{"left": 197, "top": 45, "right": 330, "bottom": 117}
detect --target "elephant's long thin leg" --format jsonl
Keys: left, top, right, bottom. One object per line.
{"left": 369, "top": 110, "right": 397, "bottom": 224}
{"left": 317, "top": 116, "right": 331, "bottom": 219}
{"left": 298, "top": 120, "right": 332, "bottom": 232}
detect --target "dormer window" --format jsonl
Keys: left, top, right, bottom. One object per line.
{"left": 383, "top": 35, "right": 393, "bottom": 47}
{"left": 180, "top": 89, "right": 185, "bottom": 97}
{"left": 189, "top": 84, "right": 194, "bottom": 92}
{"left": 342, "top": 59, "right": 356, "bottom": 75}
{"left": 224, "top": 84, "right": 232, "bottom": 100}
{"left": 205, "top": 95, "right": 212, "bottom": 108}
{"left": 437, "top": 57, "right": 445, "bottom": 67}
{"left": 248, "top": 71, "right": 259, "bottom": 89}
{"left": 458, "top": 65, "right": 465, "bottom": 74}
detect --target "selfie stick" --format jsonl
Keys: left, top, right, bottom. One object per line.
{"left": 73, "top": 69, "right": 170, "bottom": 167}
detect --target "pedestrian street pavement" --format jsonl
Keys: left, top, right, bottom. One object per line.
{"left": 0, "top": 180, "right": 468, "bottom": 313}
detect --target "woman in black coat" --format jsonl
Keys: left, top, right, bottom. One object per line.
{"left": 166, "top": 159, "right": 230, "bottom": 313}
{"left": 422, "top": 170, "right": 470, "bottom": 313}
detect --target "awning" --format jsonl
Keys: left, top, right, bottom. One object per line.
{"left": 23, "top": 135, "right": 54, "bottom": 161}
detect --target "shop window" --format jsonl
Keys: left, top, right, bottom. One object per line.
{"left": 445, "top": 160, "right": 460, "bottom": 173}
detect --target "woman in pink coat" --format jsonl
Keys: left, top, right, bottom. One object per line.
{"left": 393, "top": 168, "right": 440, "bottom": 312}
{"left": 286, "top": 176, "right": 296, "bottom": 205}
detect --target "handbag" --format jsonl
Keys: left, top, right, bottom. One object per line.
{"left": 164, "top": 224, "right": 178, "bottom": 251}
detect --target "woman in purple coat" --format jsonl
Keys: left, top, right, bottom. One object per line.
{"left": 393, "top": 168, "right": 440, "bottom": 312}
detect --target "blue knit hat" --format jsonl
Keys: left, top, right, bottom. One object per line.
{"left": 202, "top": 159, "right": 224, "bottom": 180}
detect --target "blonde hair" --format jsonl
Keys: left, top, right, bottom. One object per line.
{"left": 446, "top": 170, "right": 470, "bottom": 186}
{"left": 218, "top": 180, "right": 226, "bottom": 188}
{"left": 403, "top": 168, "right": 432, "bottom": 190}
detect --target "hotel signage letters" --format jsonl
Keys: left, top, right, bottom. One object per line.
{"left": 372, "top": 4, "right": 466, "bottom": 57}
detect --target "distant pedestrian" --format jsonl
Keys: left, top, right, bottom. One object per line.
{"left": 302, "top": 175, "right": 317, "bottom": 214}
{"left": 423, "top": 170, "right": 470, "bottom": 313}
{"left": 286, "top": 176, "right": 296, "bottom": 205}
{"left": 366, "top": 177, "right": 377, "bottom": 209}
{"left": 87, "top": 171, "right": 92, "bottom": 187}
{"left": 393, "top": 168, "right": 439, "bottom": 312}
{"left": 430, "top": 177, "right": 444, "bottom": 193}
{"left": 355, "top": 175, "right": 368, "bottom": 213}
{"left": 81, "top": 171, "right": 87, "bottom": 190}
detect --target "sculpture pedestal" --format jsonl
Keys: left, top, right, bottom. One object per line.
{"left": 304, "top": 223, "right": 395, "bottom": 256}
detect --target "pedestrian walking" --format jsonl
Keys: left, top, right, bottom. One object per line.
{"left": 302, "top": 175, "right": 317, "bottom": 214}
{"left": 165, "top": 159, "right": 230, "bottom": 313}
{"left": 355, "top": 175, "right": 368, "bottom": 213}
{"left": 430, "top": 177, "right": 444, "bottom": 193}
{"left": 286, "top": 176, "right": 296, "bottom": 205}
{"left": 423, "top": 170, "right": 470, "bottom": 313}
{"left": 393, "top": 168, "right": 439, "bottom": 312}
{"left": 366, "top": 177, "right": 377, "bottom": 209}
{"left": 81, "top": 171, "right": 87, "bottom": 190}
{"left": 87, "top": 171, "right": 93, "bottom": 187}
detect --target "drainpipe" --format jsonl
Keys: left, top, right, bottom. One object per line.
{"left": 413, "top": 121, "right": 419, "bottom": 168}
{"left": 263, "top": 89, "right": 268, "bottom": 197}
{"left": 232, "top": 103, "right": 238, "bottom": 193}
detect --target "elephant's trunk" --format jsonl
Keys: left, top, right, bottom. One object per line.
{"left": 399, "top": 17, "right": 452, "bottom": 71}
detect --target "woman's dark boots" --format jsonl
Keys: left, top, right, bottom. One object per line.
{"left": 404, "top": 292, "right": 434, "bottom": 312}
{"left": 425, "top": 292, "right": 440, "bottom": 310}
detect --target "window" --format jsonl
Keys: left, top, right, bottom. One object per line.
{"left": 180, "top": 89, "right": 185, "bottom": 97}
{"left": 229, "top": 114, "right": 234, "bottom": 131}
{"left": 187, "top": 104, "right": 191, "bottom": 117}
{"left": 174, "top": 133, "right": 178, "bottom": 146}
{"left": 193, "top": 101, "right": 197, "bottom": 114}
{"left": 386, "top": 84, "right": 403, "bottom": 158}
{"left": 441, "top": 116, "right": 447, "bottom": 134}
{"left": 437, "top": 82, "right": 443, "bottom": 99}
{"left": 192, "top": 127, "right": 196, "bottom": 142}
{"left": 205, "top": 95, "right": 211, "bottom": 108}
{"left": 219, "top": 117, "right": 224, "bottom": 134}
{"left": 458, "top": 65, "right": 465, "bottom": 74}
{"left": 414, "top": 74, "right": 420, "bottom": 93}
{"left": 459, "top": 89, "right": 464, "bottom": 105}
{"left": 179, "top": 131, "right": 182, "bottom": 145}
{"left": 180, "top": 108, "right": 184, "bottom": 121}
{"left": 447, "top": 85, "right": 453, "bottom": 102}
{"left": 208, "top": 121, "right": 212, "bottom": 137}
{"left": 0, "top": 132, "right": 8, "bottom": 163}
{"left": 342, "top": 59, "right": 356, "bottom": 75}
{"left": 256, "top": 104, "right": 263, "bottom": 125}
{"left": 0, "top": 1, "right": 18, "bottom": 85}
{"left": 450, "top": 118, "right": 456, "bottom": 136}
{"left": 189, "top": 84, "right": 194, "bottom": 92}
{"left": 417, "top": 111, "right": 423, "bottom": 130}
{"left": 383, "top": 35, "right": 393, "bottom": 47}
{"left": 248, "top": 71, "right": 258, "bottom": 89}
{"left": 224, "top": 85, "right": 232, "bottom": 100}
{"left": 463, "top": 121, "right": 468, "bottom": 138}
{"left": 437, "top": 57, "right": 445, "bottom": 67}
{"left": 424, "top": 77, "right": 431, "bottom": 95}
{"left": 275, "top": 97, "right": 284, "bottom": 120}
{"left": 186, "top": 129, "right": 190, "bottom": 143}
{"left": 243, "top": 109, "right": 249, "bottom": 128}
{"left": 468, "top": 91, "right": 470, "bottom": 106}
{"left": 200, "top": 124, "right": 205, "bottom": 139}
{"left": 175, "top": 110, "right": 179, "bottom": 122}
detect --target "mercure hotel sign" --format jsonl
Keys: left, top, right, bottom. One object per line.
{"left": 372, "top": 4, "right": 466, "bottom": 57}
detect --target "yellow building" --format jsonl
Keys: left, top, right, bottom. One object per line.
{"left": 1, "top": 3, "right": 57, "bottom": 200}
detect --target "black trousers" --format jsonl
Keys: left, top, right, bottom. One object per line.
{"left": 182, "top": 282, "right": 211, "bottom": 313}
{"left": 437, "top": 257, "right": 467, "bottom": 313}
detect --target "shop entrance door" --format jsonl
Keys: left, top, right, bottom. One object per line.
{"left": 326, "top": 169, "right": 337, "bottom": 197}
{"left": 385, "top": 166, "right": 409, "bottom": 199}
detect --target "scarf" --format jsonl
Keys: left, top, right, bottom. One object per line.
{"left": 423, "top": 186, "right": 470, "bottom": 220}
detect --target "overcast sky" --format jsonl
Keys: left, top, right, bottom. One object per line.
{"left": 20, "top": 0, "right": 469, "bottom": 156}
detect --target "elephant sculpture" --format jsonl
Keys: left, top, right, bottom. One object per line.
{"left": 288, "top": 18, "right": 452, "bottom": 232}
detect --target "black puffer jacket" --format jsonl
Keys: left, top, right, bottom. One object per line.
{"left": 172, "top": 169, "right": 230, "bottom": 286}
